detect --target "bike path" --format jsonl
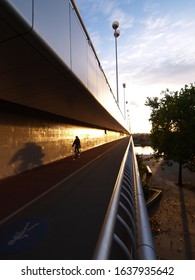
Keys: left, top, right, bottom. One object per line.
{"left": 0, "top": 138, "right": 127, "bottom": 222}
{"left": 0, "top": 137, "right": 129, "bottom": 259}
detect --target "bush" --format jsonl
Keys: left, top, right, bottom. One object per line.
{"left": 136, "top": 155, "right": 151, "bottom": 201}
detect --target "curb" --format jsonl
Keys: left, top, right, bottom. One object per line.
{"left": 146, "top": 188, "right": 162, "bottom": 208}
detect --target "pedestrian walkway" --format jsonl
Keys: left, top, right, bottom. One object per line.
{"left": 145, "top": 156, "right": 195, "bottom": 260}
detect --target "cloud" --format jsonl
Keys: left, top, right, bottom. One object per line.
{"left": 75, "top": 0, "right": 195, "bottom": 132}
{"left": 76, "top": 0, "right": 195, "bottom": 82}
{"left": 75, "top": 0, "right": 135, "bottom": 30}
{"left": 144, "top": 15, "right": 170, "bottom": 30}
{"left": 143, "top": 0, "right": 160, "bottom": 15}
{"left": 118, "top": 11, "right": 195, "bottom": 85}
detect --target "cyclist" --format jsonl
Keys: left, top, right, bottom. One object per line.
{"left": 72, "top": 136, "right": 81, "bottom": 159}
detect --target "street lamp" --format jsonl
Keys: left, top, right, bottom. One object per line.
{"left": 123, "top": 83, "right": 126, "bottom": 119}
{"left": 112, "top": 21, "right": 120, "bottom": 105}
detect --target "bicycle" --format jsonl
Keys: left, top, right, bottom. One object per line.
{"left": 73, "top": 145, "right": 81, "bottom": 160}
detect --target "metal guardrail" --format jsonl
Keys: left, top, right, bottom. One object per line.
{"left": 93, "top": 137, "right": 156, "bottom": 259}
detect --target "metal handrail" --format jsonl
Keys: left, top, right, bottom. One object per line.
{"left": 93, "top": 137, "right": 156, "bottom": 259}
{"left": 132, "top": 142, "right": 156, "bottom": 259}
{"left": 93, "top": 138, "right": 131, "bottom": 259}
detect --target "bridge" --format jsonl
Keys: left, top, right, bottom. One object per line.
{"left": 0, "top": 0, "right": 156, "bottom": 259}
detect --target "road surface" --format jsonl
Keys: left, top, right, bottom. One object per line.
{"left": 0, "top": 137, "right": 129, "bottom": 260}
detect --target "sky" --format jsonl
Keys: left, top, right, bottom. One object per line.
{"left": 74, "top": 0, "right": 195, "bottom": 133}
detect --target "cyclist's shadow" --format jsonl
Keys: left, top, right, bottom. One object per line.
{"left": 9, "top": 142, "right": 45, "bottom": 173}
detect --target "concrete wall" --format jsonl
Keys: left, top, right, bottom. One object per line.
{"left": 0, "top": 102, "right": 126, "bottom": 180}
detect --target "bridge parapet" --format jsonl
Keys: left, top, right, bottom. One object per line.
{"left": 0, "top": 0, "right": 129, "bottom": 132}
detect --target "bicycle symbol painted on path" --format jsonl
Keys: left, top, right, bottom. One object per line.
{"left": 0, "top": 218, "right": 48, "bottom": 254}
{"left": 8, "top": 221, "right": 40, "bottom": 246}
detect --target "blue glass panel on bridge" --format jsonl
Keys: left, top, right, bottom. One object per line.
{"left": 70, "top": 5, "right": 88, "bottom": 85}
{"left": 8, "top": 0, "right": 33, "bottom": 26}
{"left": 33, "top": 0, "right": 71, "bottom": 67}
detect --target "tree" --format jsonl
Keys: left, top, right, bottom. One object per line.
{"left": 145, "top": 83, "right": 195, "bottom": 186}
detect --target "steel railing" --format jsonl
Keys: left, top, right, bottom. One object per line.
{"left": 93, "top": 137, "right": 156, "bottom": 259}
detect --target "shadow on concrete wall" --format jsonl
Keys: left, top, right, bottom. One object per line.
{"left": 9, "top": 142, "right": 45, "bottom": 173}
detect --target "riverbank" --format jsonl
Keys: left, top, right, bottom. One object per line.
{"left": 143, "top": 156, "right": 195, "bottom": 260}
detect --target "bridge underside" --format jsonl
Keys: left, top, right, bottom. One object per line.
{"left": 0, "top": 3, "right": 128, "bottom": 134}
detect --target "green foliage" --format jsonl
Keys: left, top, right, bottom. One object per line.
{"left": 145, "top": 83, "right": 195, "bottom": 185}
{"left": 136, "top": 155, "right": 151, "bottom": 200}
{"left": 133, "top": 133, "right": 151, "bottom": 146}
{"left": 136, "top": 155, "right": 147, "bottom": 178}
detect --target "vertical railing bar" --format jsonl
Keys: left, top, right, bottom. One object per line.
{"left": 119, "top": 202, "right": 136, "bottom": 235}
{"left": 120, "top": 192, "right": 135, "bottom": 216}
{"left": 121, "top": 184, "right": 132, "bottom": 198}
{"left": 113, "top": 234, "right": 133, "bottom": 260}
{"left": 122, "top": 184, "right": 134, "bottom": 201}
{"left": 117, "top": 214, "right": 133, "bottom": 238}
{"left": 117, "top": 214, "right": 137, "bottom": 250}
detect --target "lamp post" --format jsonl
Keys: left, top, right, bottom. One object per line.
{"left": 112, "top": 21, "right": 120, "bottom": 105}
{"left": 123, "top": 83, "right": 126, "bottom": 119}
